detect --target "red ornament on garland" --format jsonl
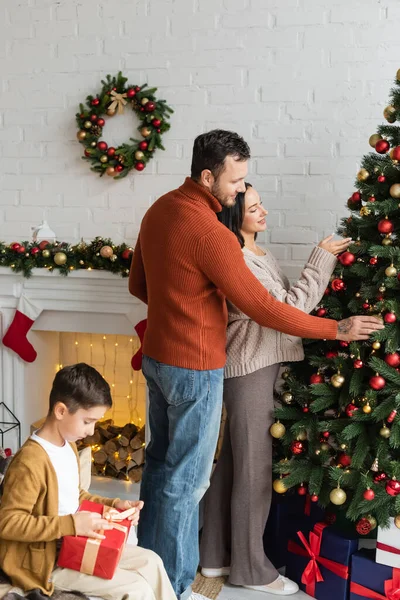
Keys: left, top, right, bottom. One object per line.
{"left": 345, "top": 403, "right": 358, "bottom": 417}
{"left": 384, "top": 312, "right": 396, "bottom": 324}
{"left": 114, "top": 165, "right": 123, "bottom": 173}
{"left": 386, "top": 479, "right": 400, "bottom": 496}
{"left": 97, "top": 118, "right": 105, "bottom": 127}
{"left": 126, "top": 88, "right": 136, "bottom": 98}
{"left": 338, "top": 251, "right": 356, "bottom": 266}
{"left": 316, "top": 308, "right": 327, "bottom": 317}
{"left": 297, "top": 485, "right": 307, "bottom": 496}
{"left": 290, "top": 440, "right": 305, "bottom": 455}
{"left": 121, "top": 248, "right": 133, "bottom": 260}
{"left": 139, "top": 141, "right": 148, "bottom": 151}
{"left": 144, "top": 101, "right": 156, "bottom": 112}
{"left": 97, "top": 141, "right": 108, "bottom": 151}
{"left": 378, "top": 218, "right": 394, "bottom": 234}
{"left": 385, "top": 353, "right": 400, "bottom": 367}
{"left": 363, "top": 488, "right": 375, "bottom": 501}
{"left": 378, "top": 175, "right": 386, "bottom": 183}
{"left": 356, "top": 518, "right": 372, "bottom": 535}
{"left": 17, "top": 246, "right": 26, "bottom": 254}
{"left": 107, "top": 147, "right": 116, "bottom": 157}
{"left": 369, "top": 374, "right": 386, "bottom": 390}
{"left": 152, "top": 119, "right": 161, "bottom": 127}
{"left": 10, "top": 242, "right": 21, "bottom": 251}
{"left": 310, "top": 373, "right": 324, "bottom": 384}
{"left": 90, "top": 114, "right": 98, "bottom": 122}
{"left": 353, "top": 359, "right": 363, "bottom": 369}
{"left": 91, "top": 98, "right": 100, "bottom": 106}
{"left": 331, "top": 278, "right": 346, "bottom": 292}
{"left": 31, "top": 247, "right": 40, "bottom": 256}
{"left": 84, "top": 149, "right": 91, "bottom": 157}
{"left": 375, "top": 139, "right": 390, "bottom": 154}
{"left": 135, "top": 162, "right": 145, "bottom": 171}
{"left": 387, "top": 410, "right": 397, "bottom": 423}
{"left": 38, "top": 240, "right": 49, "bottom": 250}
{"left": 369, "top": 257, "right": 378, "bottom": 265}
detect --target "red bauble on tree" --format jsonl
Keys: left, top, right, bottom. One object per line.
{"left": 369, "top": 257, "right": 378, "bottom": 265}
{"left": 321, "top": 431, "right": 330, "bottom": 439}
{"left": 338, "top": 251, "right": 356, "bottom": 266}
{"left": 114, "top": 165, "right": 123, "bottom": 173}
{"left": 378, "top": 218, "right": 394, "bottom": 234}
{"left": 91, "top": 97, "right": 100, "bottom": 106}
{"left": 375, "top": 139, "right": 390, "bottom": 154}
{"left": 302, "top": 405, "right": 309, "bottom": 413}
{"left": 369, "top": 374, "right": 386, "bottom": 390}
{"left": 353, "top": 359, "right": 363, "bottom": 369}
{"left": 325, "top": 350, "right": 338, "bottom": 358}
{"left": 368, "top": 195, "right": 376, "bottom": 202}
{"left": 339, "top": 341, "right": 349, "bottom": 347}
{"left": 310, "top": 373, "right": 324, "bottom": 384}
{"left": 356, "top": 518, "right": 372, "bottom": 535}
{"left": 392, "top": 146, "right": 400, "bottom": 160}
{"left": 387, "top": 410, "right": 397, "bottom": 423}
{"left": 378, "top": 175, "right": 386, "bottom": 183}
{"left": 316, "top": 307, "right": 327, "bottom": 317}
{"left": 331, "top": 278, "right": 346, "bottom": 291}
{"left": 290, "top": 440, "right": 305, "bottom": 455}
{"left": 107, "top": 147, "right": 116, "bottom": 157}
{"left": 310, "top": 494, "right": 319, "bottom": 502}
{"left": 338, "top": 453, "right": 352, "bottom": 467}
{"left": 362, "top": 302, "right": 370, "bottom": 310}
{"left": 17, "top": 246, "right": 26, "bottom": 254}
{"left": 11, "top": 242, "right": 21, "bottom": 251}
{"left": 31, "top": 247, "right": 40, "bottom": 256}
{"left": 345, "top": 403, "right": 358, "bottom": 417}
{"left": 384, "top": 312, "right": 396, "bottom": 323}
{"left": 297, "top": 484, "right": 307, "bottom": 496}
{"left": 373, "top": 472, "right": 388, "bottom": 483}
{"left": 386, "top": 479, "right": 400, "bottom": 496}
{"left": 363, "top": 488, "right": 375, "bottom": 501}
{"left": 90, "top": 114, "right": 98, "bottom": 122}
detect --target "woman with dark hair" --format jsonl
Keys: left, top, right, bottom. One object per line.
{"left": 199, "top": 184, "right": 351, "bottom": 595}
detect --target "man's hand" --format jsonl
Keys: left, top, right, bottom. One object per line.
{"left": 336, "top": 316, "right": 384, "bottom": 341}
{"left": 318, "top": 234, "right": 352, "bottom": 256}
{"left": 73, "top": 511, "right": 113, "bottom": 540}
{"left": 113, "top": 499, "right": 144, "bottom": 526}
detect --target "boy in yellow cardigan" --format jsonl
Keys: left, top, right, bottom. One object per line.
{"left": 0, "top": 363, "right": 176, "bottom": 600}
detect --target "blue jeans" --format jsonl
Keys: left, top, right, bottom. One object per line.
{"left": 138, "top": 355, "right": 224, "bottom": 600}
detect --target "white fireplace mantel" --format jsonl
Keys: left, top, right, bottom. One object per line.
{"left": 0, "top": 267, "right": 147, "bottom": 442}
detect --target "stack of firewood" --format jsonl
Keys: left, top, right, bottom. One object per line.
{"left": 77, "top": 420, "right": 145, "bottom": 483}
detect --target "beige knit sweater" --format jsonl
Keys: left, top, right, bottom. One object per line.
{"left": 224, "top": 245, "right": 338, "bottom": 378}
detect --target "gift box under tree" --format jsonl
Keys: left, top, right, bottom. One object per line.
{"left": 58, "top": 500, "right": 133, "bottom": 579}
{"left": 285, "top": 522, "right": 358, "bottom": 600}
{"left": 376, "top": 517, "right": 400, "bottom": 568}
{"left": 350, "top": 549, "right": 400, "bottom": 600}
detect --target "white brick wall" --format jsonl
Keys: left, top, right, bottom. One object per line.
{"left": 0, "top": 0, "right": 398, "bottom": 275}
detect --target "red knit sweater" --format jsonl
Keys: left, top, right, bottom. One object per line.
{"left": 129, "top": 177, "right": 337, "bottom": 370}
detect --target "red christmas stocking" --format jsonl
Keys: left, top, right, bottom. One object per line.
{"left": 131, "top": 319, "right": 147, "bottom": 371}
{"left": 2, "top": 296, "right": 42, "bottom": 363}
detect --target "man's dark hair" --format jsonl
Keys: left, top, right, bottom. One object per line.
{"left": 49, "top": 363, "right": 112, "bottom": 414}
{"left": 217, "top": 182, "right": 254, "bottom": 248}
{"left": 191, "top": 129, "right": 250, "bottom": 181}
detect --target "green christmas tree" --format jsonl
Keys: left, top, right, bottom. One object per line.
{"left": 271, "top": 67, "right": 400, "bottom": 536}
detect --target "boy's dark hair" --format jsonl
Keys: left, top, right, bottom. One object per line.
{"left": 190, "top": 129, "right": 250, "bottom": 181}
{"left": 49, "top": 363, "right": 112, "bottom": 414}
{"left": 217, "top": 182, "right": 254, "bottom": 248}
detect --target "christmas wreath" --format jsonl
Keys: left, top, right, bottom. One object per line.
{"left": 0, "top": 237, "right": 134, "bottom": 278}
{"left": 76, "top": 72, "right": 173, "bottom": 179}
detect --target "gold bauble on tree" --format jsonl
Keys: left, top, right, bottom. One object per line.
{"left": 269, "top": 421, "right": 286, "bottom": 439}
{"left": 385, "top": 264, "right": 397, "bottom": 277}
{"left": 297, "top": 429, "right": 307, "bottom": 441}
{"left": 54, "top": 252, "right": 67, "bottom": 266}
{"left": 282, "top": 392, "right": 293, "bottom": 404}
{"left": 372, "top": 341, "right": 381, "bottom": 350}
{"left": 357, "top": 168, "right": 370, "bottom": 182}
{"left": 77, "top": 130, "right": 87, "bottom": 141}
{"left": 329, "top": 486, "right": 347, "bottom": 505}
{"left": 273, "top": 478, "right": 287, "bottom": 494}
{"left": 367, "top": 516, "right": 377, "bottom": 530}
{"left": 395, "top": 515, "right": 400, "bottom": 529}
{"left": 382, "top": 235, "right": 393, "bottom": 246}
{"left": 369, "top": 133, "right": 382, "bottom": 148}
{"left": 282, "top": 370, "right": 290, "bottom": 380}
{"left": 379, "top": 425, "right": 391, "bottom": 438}
{"left": 390, "top": 184, "right": 400, "bottom": 199}
{"left": 331, "top": 373, "right": 345, "bottom": 388}
{"left": 384, "top": 105, "right": 396, "bottom": 123}
{"left": 363, "top": 403, "right": 372, "bottom": 414}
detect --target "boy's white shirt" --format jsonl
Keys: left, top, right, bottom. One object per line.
{"left": 31, "top": 431, "right": 80, "bottom": 516}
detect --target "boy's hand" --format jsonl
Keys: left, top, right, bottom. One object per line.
{"left": 73, "top": 511, "right": 113, "bottom": 539}
{"left": 113, "top": 500, "right": 144, "bottom": 526}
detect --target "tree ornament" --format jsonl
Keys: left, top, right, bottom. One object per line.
{"left": 321, "top": 431, "right": 330, "bottom": 439}
{"left": 357, "top": 169, "right": 370, "bottom": 182}
{"left": 135, "top": 162, "right": 145, "bottom": 171}
{"left": 338, "top": 251, "right": 355, "bottom": 266}
{"left": 392, "top": 146, "right": 400, "bottom": 161}
{"left": 331, "top": 373, "right": 345, "bottom": 388}
{"left": 326, "top": 350, "right": 338, "bottom": 358}
{"left": 297, "top": 429, "right": 307, "bottom": 441}
{"left": 99, "top": 245, "right": 113, "bottom": 258}
{"left": 369, "top": 256, "right": 378, "bottom": 265}
{"left": 390, "top": 183, "right": 400, "bottom": 199}
{"left": 362, "top": 403, "right": 372, "bottom": 414}
{"left": 310, "top": 494, "right": 319, "bottom": 502}
{"left": 380, "top": 425, "right": 391, "bottom": 438}
{"left": 290, "top": 440, "right": 305, "bottom": 455}
{"left": 345, "top": 403, "right": 358, "bottom": 417}
{"left": 135, "top": 151, "right": 145, "bottom": 160}
{"left": 378, "top": 218, "right": 394, "bottom": 234}
{"left": 297, "top": 484, "right": 307, "bottom": 496}
{"left": 316, "top": 307, "right": 327, "bottom": 317}
{"left": 114, "top": 165, "right": 123, "bottom": 173}
{"left": 370, "top": 458, "right": 379, "bottom": 472}
{"left": 368, "top": 195, "right": 376, "bottom": 202}
{"left": 42, "top": 249, "right": 51, "bottom": 258}
{"left": 303, "top": 405, "right": 309, "bottom": 413}
{"left": 141, "top": 127, "right": 151, "bottom": 137}
{"left": 269, "top": 421, "right": 286, "bottom": 439}
{"left": 320, "top": 443, "right": 330, "bottom": 451}
{"left": 54, "top": 252, "right": 67, "bottom": 266}
{"left": 356, "top": 518, "right": 372, "bottom": 535}
{"left": 384, "top": 105, "right": 397, "bottom": 123}
{"left": 387, "top": 410, "right": 397, "bottom": 423}
{"left": 97, "top": 141, "right": 107, "bottom": 151}
{"left": 370, "top": 374, "right": 386, "bottom": 390}
{"left": 144, "top": 101, "right": 156, "bottom": 112}
{"left": 386, "top": 479, "right": 400, "bottom": 496}
{"left": 384, "top": 312, "right": 396, "bottom": 323}
{"left": 121, "top": 248, "right": 133, "bottom": 260}
{"left": 77, "top": 130, "right": 87, "bottom": 141}
{"left": 374, "top": 472, "right": 388, "bottom": 483}
{"left": 375, "top": 139, "right": 390, "bottom": 154}
{"left": 331, "top": 278, "right": 345, "bottom": 292}
{"left": 310, "top": 373, "right": 324, "bottom": 384}
{"left": 106, "top": 167, "right": 115, "bottom": 177}
{"left": 360, "top": 206, "right": 371, "bottom": 217}
{"left": 363, "top": 488, "right": 375, "bottom": 501}
{"left": 100, "top": 155, "right": 108, "bottom": 163}
{"left": 378, "top": 175, "right": 386, "bottom": 183}
{"left": 372, "top": 341, "right": 381, "bottom": 350}
{"left": 353, "top": 359, "right": 363, "bottom": 369}
{"left": 338, "top": 453, "right": 351, "bottom": 467}
{"left": 382, "top": 234, "right": 393, "bottom": 246}
{"left": 282, "top": 391, "right": 293, "bottom": 404}
{"left": 273, "top": 478, "right": 286, "bottom": 494}
{"left": 395, "top": 515, "right": 400, "bottom": 529}
{"left": 385, "top": 353, "right": 400, "bottom": 367}
{"left": 107, "top": 147, "right": 116, "bottom": 157}
{"left": 31, "top": 247, "right": 40, "bottom": 256}
{"left": 369, "top": 133, "right": 382, "bottom": 148}
{"left": 330, "top": 486, "right": 347, "bottom": 505}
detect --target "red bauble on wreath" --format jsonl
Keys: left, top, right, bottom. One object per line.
{"left": 76, "top": 72, "right": 173, "bottom": 179}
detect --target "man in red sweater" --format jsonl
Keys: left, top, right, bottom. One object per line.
{"left": 129, "top": 130, "right": 382, "bottom": 600}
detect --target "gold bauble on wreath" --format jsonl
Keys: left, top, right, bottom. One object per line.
{"left": 100, "top": 245, "right": 113, "bottom": 258}
{"left": 395, "top": 515, "right": 400, "bottom": 529}
{"left": 77, "top": 130, "right": 87, "bottom": 141}
{"left": 54, "top": 252, "right": 67, "bottom": 266}
{"left": 269, "top": 421, "right": 286, "bottom": 439}
{"left": 369, "top": 133, "right": 382, "bottom": 148}
{"left": 273, "top": 478, "right": 287, "bottom": 494}
{"left": 135, "top": 151, "right": 145, "bottom": 160}
{"left": 329, "top": 487, "right": 347, "bottom": 505}
{"left": 141, "top": 127, "right": 151, "bottom": 137}
{"left": 100, "top": 155, "right": 108, "bottom": 163}
{"left": 106, "top": 167, "right": 115, "bottom": 177}
{"left": 42, "top": 249, "right": 51, "bottom": 258}
{"left": 390, "top": 184, "right": 400, "bottom": 199}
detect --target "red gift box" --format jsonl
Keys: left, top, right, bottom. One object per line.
{"left": 58, "top": 500, "right": 133, "bottom": 580}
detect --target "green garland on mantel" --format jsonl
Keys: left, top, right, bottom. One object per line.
{"left": 0, "top": 237, "right": 133, "bottom": 278}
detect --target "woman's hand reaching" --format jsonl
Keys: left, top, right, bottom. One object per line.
{"left": 318, "top": 234, "right": 352, "bottom": 256}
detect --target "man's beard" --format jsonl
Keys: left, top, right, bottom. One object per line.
{"left": 210, "top": 179, "right": 236, "bottom": 207}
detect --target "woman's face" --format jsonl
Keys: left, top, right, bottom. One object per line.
{"left": 241, "top": 187, "right": 268, "bottom": 235}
